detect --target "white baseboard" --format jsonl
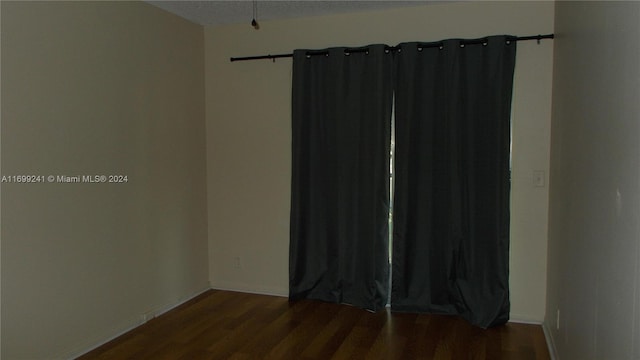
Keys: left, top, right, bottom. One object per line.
{"left": 542, "top": 321, "right": 559, "bottom": 360}
{"left": 68, "top": 285, "right": 211, "bottom": 359}
{"left": 508, "top": 317, "right": 558, "bottom": 360}
{"left": 65, "top": 319, "right": 141, "bottom": 360}
{"left": 508, "top": 318, "right": 543, "bottom": 325}
{"left": 209, "top": 281, "right": 288, "bottom": 298}
{"left": 149, "top": 286, "right": 212, "bottom": 319}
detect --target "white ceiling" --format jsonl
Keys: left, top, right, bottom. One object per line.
{"left": 146, "top": 0, "right": 431, "bottom": 26}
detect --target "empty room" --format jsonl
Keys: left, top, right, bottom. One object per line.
{"left": 1, "top": 1, "right": 639, "bottom": 359}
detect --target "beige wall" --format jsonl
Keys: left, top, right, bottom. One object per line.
{"left": 1, "top": 2, "right": 208, "bottom": 358}
{"left": 205, "top": 1, "right": 554, "bottom": 323}
{"left": 546, "top": 2, "right": 640, "bottom": 359}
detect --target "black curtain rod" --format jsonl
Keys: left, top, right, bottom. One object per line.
{"left": 230, "top": 33, "right": 554, "bottom": 62}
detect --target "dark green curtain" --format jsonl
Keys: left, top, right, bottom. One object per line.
{"left": 391, "top": 36, "right": 516, "bottom": 328}
{"left": 290, "top": 36, "right": 516, "bottom": 327}
{"left": 289, "top": 45, "right": 393, "bottom": 311}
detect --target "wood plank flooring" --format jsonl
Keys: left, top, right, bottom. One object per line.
{"left": 78, "top": 290, "right": 550, "bottom": 359}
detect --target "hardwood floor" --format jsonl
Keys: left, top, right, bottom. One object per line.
{"left": 78, "top": 290, "right": 550, "bottom": 359}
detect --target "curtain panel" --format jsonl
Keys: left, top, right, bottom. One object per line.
{"left": 289, "top": 45, "right": 394, "bottom": 311}
{"left": 392, "top": 36, "right": 516, "bottom": 328}
{"left": 290, "top": 36, "right": 516, "bottom": 327}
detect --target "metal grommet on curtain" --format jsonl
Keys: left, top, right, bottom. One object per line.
{"left": 344, "top": 51, "right": 350, "bottom": 56}
{"left": 460, "top": 43, "right": 465, "bottom": 48}
{"left": 306, "top": 54, "right": 311, "bottom": 59}
{"left": 417, "top": 46, "right": 423, "bottom": 52}
{"left": 506, "top": 40, "right": 511, "bottom": 45}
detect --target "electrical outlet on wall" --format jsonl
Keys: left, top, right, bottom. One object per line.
{"left": 533, "top": 170, "right": 546, "bottom": 187}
